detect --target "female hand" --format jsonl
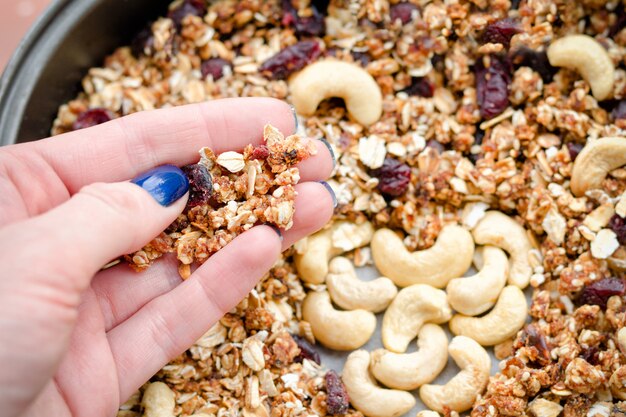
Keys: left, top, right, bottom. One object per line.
{"left": 0, "top": 98, "right": 335, "bottom": 417}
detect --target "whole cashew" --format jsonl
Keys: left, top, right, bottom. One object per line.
{"left": 371, "top": 225, "right": 474, "bottom": 288}
{"left": 327, "top": 257, "right": 398, "bottom": 313}
{"left": 382, "top": 284, "right": 452, "bottom": 353}
{"left": 547, "top": 34, "right": 615, "bottom": 101}
{"left": 294, "top": 221, "right": 374, "bottom": 284}
{"left": 342, "top": 350, "right": 416, "bottom": 417}
{"left": 570, "top": 137, "right": 626, "bottom": 197}
{"left": 472, "top": 211, "right": 533, "bottom": 289}
{"left": 302, "top": 290, "right": 376, "bottom": 350}
{"left": 370, "top": 324, "right": 448, "bottom": 390}
{"left": 447, "top": 246, "right": 509, "bottom": 316}
{"left": 419, "top": 336, "right": 491, "bottom": 413}
{"left": 142, "top": 382, "right": 175, "bottom": 417}
{"left": 449, "top": 285, "right": 528, "bottom": 346}
{"left": 289, "top": 60, "right": 383, "bottom": 126}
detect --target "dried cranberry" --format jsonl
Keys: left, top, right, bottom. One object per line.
{"left": 181, "top": 164, "right": 213, "bottom": 208}
{"left": 325, "top": 370, "right": 349, "bottom": 415}
{"left": 292, "top": 335, "right": 321, "bottom": 365}
{"left": 612, "top": 101, "right": 626, "bottom": 121}
{"left": 371, "top": 157, "right": 411, "bottom": 197}
{"left": 566, "top": 142, "right": 584, "bottom": 161}
{"left": 476, "top": 54, "right": 511, "bottom": 120}
{"left": 131, "top": 25, "right": 154, "bottom": 57}
{"left": 509, "top": 47, "right": 557, "bottom": 83}
{"left": 522, "top": 324, "right": 550, "bottom": 365}
{"left": 482, "top": 18, "right": 522, "bottom": 49}
{"left": 250, "top": 145, "right": 270, "bottom": 160}
{"left": 72, "top": 108, "right": 114, "bottom": 130}
{"left": 402, "top": 77, "right": 434, "bottom": 98}
{"left": 390, "top": 2, "right": 418, "bottom": 25}
{"left": 201, "top": 58, "right": 231, "bottom": 80}
{"left": 579, "top": 277, "right": 626, "bottom": 309}
{"left": 259, "top": 41, "right": 322, "bottom": 80}
{"left": 168, "top": 0, "right": 206, "bottom": 30}
{"left": 609, "top": 214, "right": 626, "bottom": 245}
{"left": 282, "top": 0, "right": 325, "bottom": 37}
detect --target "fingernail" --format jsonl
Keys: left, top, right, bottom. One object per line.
{"left": 318, "top": 137, "right": 336, "bottom": 169}
{"left": 131, "top": 165, "right": 189, "bottom": 206}
{"left": 268, "top": 225, "right": 283, "bottom": 241}
{"left": 291, "top": 106, "right": 299, "bottom": 134}
{"left": 319, "top": 181, "right": 338, "bottom": 208}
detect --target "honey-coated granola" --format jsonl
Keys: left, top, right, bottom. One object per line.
{"left": 53, "top": 0, "right": 626, "bottom": 416}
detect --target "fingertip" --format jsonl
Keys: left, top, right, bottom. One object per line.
{"left": 298, "top": 139, "right": 335, "bottom": 181}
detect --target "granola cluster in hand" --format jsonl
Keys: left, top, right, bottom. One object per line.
{"left": 125, "top": 124, "right": 316, "bottom": 279}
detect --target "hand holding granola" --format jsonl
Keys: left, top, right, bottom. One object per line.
{"left": 0, "top": 97, "right": 335, "bottom": 417}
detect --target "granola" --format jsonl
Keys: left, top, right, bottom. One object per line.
{"left": 52, "top": 0, "right": 626, "bottom": 415}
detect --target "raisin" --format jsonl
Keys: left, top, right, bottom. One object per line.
{"left": 521, "top": 324, "right": 550, "bottom": 365}
{"left": 581, "top": 346, "right": 599, "bottom": 365}
{"left": 325, "top": 370, "right": 349, "bottom": 415}
{"left": 181, "top": 164, "right": 213, "bottom": 208}
{"left": 402, "top": 77, "right": 434, "bottom": 98}
{"left": 426, "top": 139, "right": 445, "bottom": 153}
{"left": 509, "top": 47, "right": 557, "bottom": 83}
{"left": 371, "top": 157, "right": 412, "bottom": 197}
{"left": 609, "top": 214, "right": 626, "bottom": 245}
{"left": 250, "top": 145, "right": 270, "bottom": 160}
{"left": 610, "top": 6, "right": 626, "bottom": 38}
{"left": 566, "top": 142, "right": 584, "bottom": 161}
{"left": 201, "top": 58, "right": 231, "bottom": 80}
{"left": 72, "top": 108, "right": 114, "bottom": 131}
{"left": 259, "top": 41, "right": 322, "bottom": 80}
{"left": 351, "top": 51, "right": 371, "bottom": 66}
{"left": 390, "top": 2, "right": 418, "bottom": 25}
{"left": 282, "top": 0, "right": 326, "bottom": 37}
{"left": 168, "top": 0, "right": 206, "bottom": 30}
{"left": 482, "top": 18, "right": 521, "bottom": 49}
{"left": 510, "top": 0, "right": 522, "bottom": 9}
{"left": 579, "top": 277, "right": 626, "bottom": 309}
{"left": 292, "top": 335, "right": 321, "bottom": 365}
{"left": 476, "top": 54, "right": 511, "bottom": 120}
{"left": 612, "top": 101, "right": 626, "bottom": 121}
{"left": 131, "top": 25, "right": 155, "bottom": 57}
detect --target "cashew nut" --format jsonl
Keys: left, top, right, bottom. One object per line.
{"left": 449, "top": 285, "right": 528, "bottom": 346}
{"left": 547, "top": 34, "right": 615, "bottom": 101}
{"left": 382, "top": 284, "right": 452, "bottom": 353}
{"left": 571, "top": 137, "right": 626, "bottom": 197}
{"left": 446, "top": 246, "right": 509, "bottom": 316}
{"left": 472, "top": 211, "right": 533, "bottom": 289}
{"left": 326, "top": 257, "right": 398, "bottom": 313}
{"left": 302, "top": 290, "right": 376, "bottom": 350}
{"left": 371, "top": 225, "right": 474, "bottom": 288}
{"left": 142, "top": 382, "right": 175, "bottom": 417}
{"left": 342, "top": 350, "right": 416, "bottom": 417}
{"left": 289, "top": 60, "right": 383, "bottom": 126}
{"left": 370, "top": 324, "right": 448, "bottom": 390}
{"left": 419, "top": 336, "right": 491, "bottom": 413}
{"left": 416, "top": 412, "right": 441, "bottom": 417}
{"left": 294, "top": 221, "right": 374, "bottom": 284}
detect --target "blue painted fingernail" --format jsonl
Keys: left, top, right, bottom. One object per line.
{"left": 291, "top": 106, "right": 299, "bottom": 133}
{"left": 131, "top": 165, "right": 189, "bottom": 206}
{"left": 319, "top": 181, "right": 338, "bottom": 208}
{"left": 318, "top": 137, "right": 336, "bottom": 169}
{"left": 268, "top": 225, "right": 284, "bottom": 241}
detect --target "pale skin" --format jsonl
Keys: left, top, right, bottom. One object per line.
{"left": 0, "top": 97, "right": 335, "bottom": 417}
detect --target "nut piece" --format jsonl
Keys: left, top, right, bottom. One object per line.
{"left": 382, "top": 284, "right": 452, "bottom": 353}
{"left": 142, "top": 382, "right": 175, "bottom": 417}
{"left": 327, "top": 256, "right": 398, "bottom": 313}
{"left": 294, "top": 221, "right": 374, "bottom": 284}
{"left": 302, "top": 290, "right": 376, "bottom": 350}
{"left": 571, "top": 137, "right": 626, "bottom": 197}
{"left": 371, "top": 225, "right": 475, "bottom": 288}
{"left": 547, "top": 34, "right": 615, "bottom": 101}
{"left": 289, "top": 60, "right": 383, "bottom": 126}
{"left": 216, "top": 151, "right": 246, "bottom": 173}
{"left": 370, "top": 324, "right": 448, "bottom": 390}
{"left": 527, "top": 398, "right": 564, "bottom": 417}
{"left": 342, "top": 350, "right": 416, "bottom": 417}
{"left": 446, "top": 246, "right": 509, "bottom": 316}
{"left": 416, "top": 412, "right": 441, "bottom": 417}
{"left": 419, "top": 336, "right": 491, "bottom": 413}
{"left": 472, "top": 211, "right": 533, "bottom": 289}
{"left": 610, "top": 365, "right": 626, "bottom": 400}
{"left": 449, "top": 285, "right": 528, "bottom": 346}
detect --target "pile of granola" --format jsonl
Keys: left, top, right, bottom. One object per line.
{"left": 52, "top": 0, "right": 626, "bottom": 416}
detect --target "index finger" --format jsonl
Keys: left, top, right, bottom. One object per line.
{"left": 28, "top": 98, "right": 297, "bottom": 193}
